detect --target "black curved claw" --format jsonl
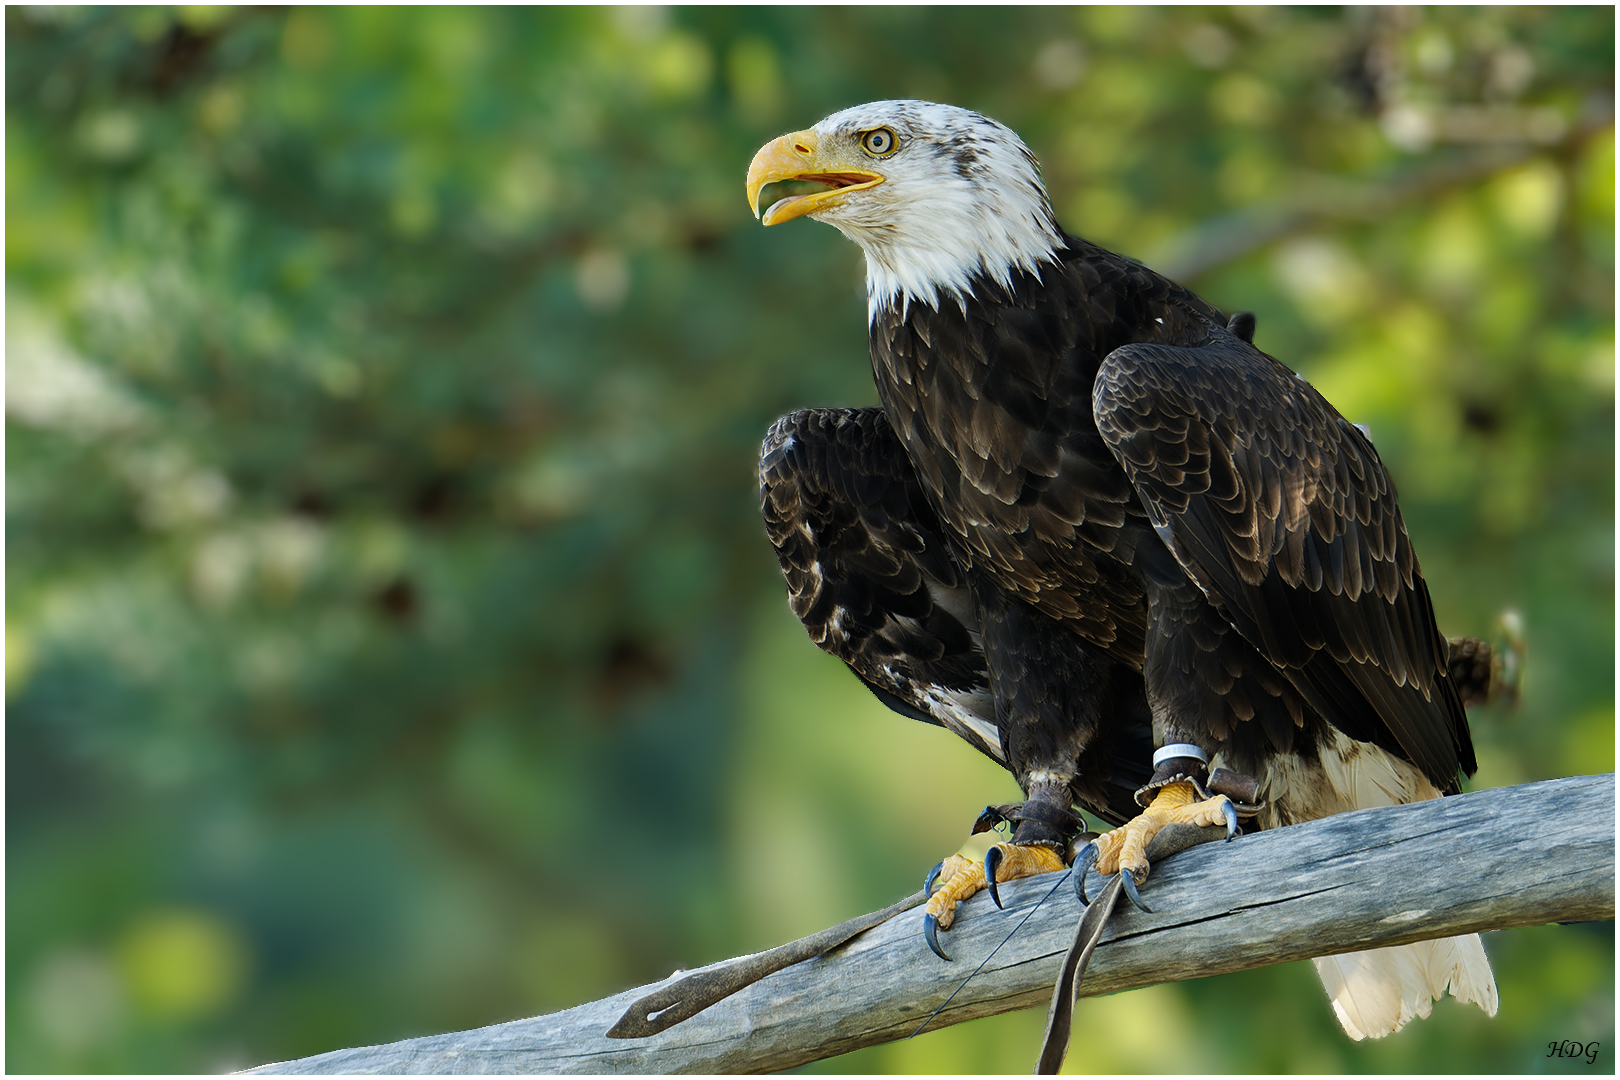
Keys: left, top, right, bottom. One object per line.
{"left": 923, "top": 913, "right": 951, "bottom": 961}
{"left": 924, "top": 860, "right": 944, "bottom": 898}
{"left": 1072, "top": 841, "right": 1098, "bottom": 906}
{"left": 984, "top": 845, "right": 1005, "bottom": 910}
{"left": 1221, "top": 798, "right": 1240, "bottom": 840}
{"left": 1120, "top": 868, "right": 1154, "bottom": 914}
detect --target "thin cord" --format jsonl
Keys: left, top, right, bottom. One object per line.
{"left": 908, "top": 869, "right": 1072, "bottom": 1039}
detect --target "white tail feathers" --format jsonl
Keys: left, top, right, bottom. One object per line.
{"left": 1245, "top": 730, "right": 1501, "bottom": 1040}
{"left": 1315, "top": 934, "right": 1499, "bottom": 1040}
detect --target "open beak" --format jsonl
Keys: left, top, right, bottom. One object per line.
{"left": 746, "top": 129, "right": 884, "bottom": 226}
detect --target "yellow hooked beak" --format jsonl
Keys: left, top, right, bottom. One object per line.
{"left": 746, "top": 129, "right": 885, "bottom": 226}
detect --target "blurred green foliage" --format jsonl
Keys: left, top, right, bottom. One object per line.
{"left": 6, "top": 5, "right": 1612, "bottom": 1073}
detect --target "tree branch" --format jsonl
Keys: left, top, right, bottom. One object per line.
{"left": 1154, "top": 101, "right": 1615, "bottom": 282}
{"left": 248, "top": 774, "right": 1614, "bottom": 1075}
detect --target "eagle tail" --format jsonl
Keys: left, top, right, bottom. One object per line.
{"left": 1314, "top": 935, "right": 1499, "bottom": 1040}
{"left": 1250, "top": 722, "right": 1503, "bottom": 1041}
{"left": 1300, "top": 732, "right": 1499, "bottom": 1039}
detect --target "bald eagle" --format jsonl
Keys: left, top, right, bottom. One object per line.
{"left": 748, "top": 100, "right": 1497, "bottom": 1040}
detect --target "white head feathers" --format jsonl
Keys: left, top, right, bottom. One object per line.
{"left": 803, "top": 100, "right": 1064, "bottom": 320}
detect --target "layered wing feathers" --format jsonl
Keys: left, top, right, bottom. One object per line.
{"left": 759, "top": 407, "right": 1002, "bottom": 764}
{"left": 1094, "top": 335, "right": 1475, "bottom": 789}
{"left": 758, "top": 405, "right": 1155, "bottom": 825}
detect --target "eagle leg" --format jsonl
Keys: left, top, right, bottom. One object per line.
{"left": 921, "top": 843, "right": 1067, "bottom": 960}
{"left": 1088, "top": 780, "right": 1235, "bottom": 907}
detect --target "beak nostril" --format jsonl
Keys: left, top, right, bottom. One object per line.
{"left": 795, "top": 143, "right": 811, "bottom": 154}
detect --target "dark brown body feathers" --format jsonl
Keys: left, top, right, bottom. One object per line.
{"left": 761, "top": 234, "right": 1476, "bottom": 831}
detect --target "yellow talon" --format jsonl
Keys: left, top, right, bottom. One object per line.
{"left": 1093, "top": 780, "right": 1233, "bottom": 883}
{"left": 923, "top": 844, "right": 1066, "bottom": 929}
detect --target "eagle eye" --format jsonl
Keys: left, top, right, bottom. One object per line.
{"left": 860, "top": 128, "right": 898, "bottom": 157}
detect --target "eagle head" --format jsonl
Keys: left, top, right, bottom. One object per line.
{"left": 746, "top": 100, "right": 1063, "bottom": 318}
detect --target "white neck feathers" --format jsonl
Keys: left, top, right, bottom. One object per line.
{"left": 804, "top": 101, "right": 1064, "bottom": 321}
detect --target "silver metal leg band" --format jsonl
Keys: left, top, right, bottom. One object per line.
{"left": 1153, "top": 743, "right": 1208, "bottom": 767}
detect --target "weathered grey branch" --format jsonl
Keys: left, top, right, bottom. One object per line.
{"left": 249, "top": 774, "right": 1614, "bottom": 1075}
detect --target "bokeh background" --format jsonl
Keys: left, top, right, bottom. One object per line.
{"left": 6, "top": 5, "right": 1613, "bottom": 1074}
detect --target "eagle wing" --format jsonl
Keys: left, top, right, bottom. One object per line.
{"left": 759, "top": 407, "right": 1004, "bottom": 764}
{"left": 1093, "top": 332, "right": 1475, "bottom": 790}
{"left": 759, "top": 406, "right": 1154, "bottom": 823}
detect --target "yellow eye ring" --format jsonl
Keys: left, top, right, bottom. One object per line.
{"left": 861, "top": 127, "right": 898, "bottom": 157}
